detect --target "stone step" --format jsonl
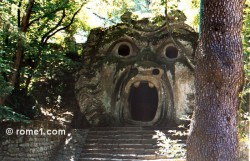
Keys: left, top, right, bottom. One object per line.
{"left": 85, "top": 138, "right": 185, "bottom": 144}
{"left": 81, "top": 149, "right": 156, "bottom": 155}
{"left": 79, "top": 153, "right": 168, "bottom": 159}
{"left": 85, "top": 138, "right": 158, "bottom": 144}
{"left": 86, "top": 133, "right": 186, "bottom": 140}
{"left": 53, "top": 129, "right": 89, "bottom": 161}
{"left": 87, "top": 131, "right": 158, "bottom": 135}
{"left": 78, "top": 153, "right": 185, "bottom": 160}
{"left": 83, "top": 143, "right": 158, "bottom": 149}
{"left": 79, "top": 127, "right": 187, "bottom": 161}
{"left": 78, "top": 159, "right": 184, "bottom": 161}
{"left": 83, "top": 143, "right": 186, "bottom": 150}
{"left": 88, "top": 130, "right": 172, "bottom": 135}
{"left": 90, "top": 126, "right": 183, "bottom": 131}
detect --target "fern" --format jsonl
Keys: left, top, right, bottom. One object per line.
{"left": 0, "top": 105, "right": 30, "bottom": 123}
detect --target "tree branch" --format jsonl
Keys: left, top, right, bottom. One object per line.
{"left": 92, "top": 12, "right": 116, "bottom": 24}
{"left": 41, "top": 9, "right": 66, "bottom": 45}
{"left": 17, "top": 0, "right": 22, "bottom": 28}
{"left": 86, "top": 7, "right": 116, "bottom": 24}
{"left": 43, "top": 4, "right": 84, "bottom": 44}
{"left": 28, "top": 2, "right": 67, "bottom": 27}
{"left": 21, "top": 0, "right": 35, "bottom": 32}
{"left": 165, "top": 0, "right": 168, "bottom": 21}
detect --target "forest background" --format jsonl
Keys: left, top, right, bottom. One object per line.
{"left": 0, "top": 0, "right": 249, "bottom": 126}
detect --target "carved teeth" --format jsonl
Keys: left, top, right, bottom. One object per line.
{"left": 134, "top": 82, "right": 140, "bottom": 88}
{"left": 149, "top": 82, "right": 154, "bottom": 88}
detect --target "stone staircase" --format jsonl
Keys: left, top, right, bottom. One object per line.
{"left": 78, "top": 127, "right": 186, "bottom": 161}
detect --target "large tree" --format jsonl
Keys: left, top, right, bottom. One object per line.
{"left": 0, "top": 0, "right": 84, "bottom": 105}
{"left": 187, "top": 0, "right": 245, "bottom": 160}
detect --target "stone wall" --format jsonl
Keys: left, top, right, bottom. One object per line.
{"left": 0, "top": 121, "right": 67, "bottom": 161}
{"left": 53, "top": 129, "right": 89, "bottom": 161}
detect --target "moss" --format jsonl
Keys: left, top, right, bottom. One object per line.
{"left": 82, "top": 17, "right": 198, "bottom": 77}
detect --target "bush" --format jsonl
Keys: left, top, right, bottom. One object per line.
{"left": 0, "top": 105, "right": 30, "bottom": 123}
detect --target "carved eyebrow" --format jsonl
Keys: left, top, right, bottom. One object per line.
{"left": 106, "top": 38, "right": 135, "bottom": 53}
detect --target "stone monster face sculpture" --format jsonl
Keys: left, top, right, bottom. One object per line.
{"left": 75, "top": 19, "right": 198, "bottom": 126}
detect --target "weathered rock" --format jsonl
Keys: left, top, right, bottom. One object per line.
{"left": 75, "top": 18, "right": 198, "bottom": 126}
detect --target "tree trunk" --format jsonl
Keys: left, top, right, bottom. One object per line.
{"left": 187, "top": 1, "right": 245, "bottom": 161}
{"left": 165, "top": 0, "right": 168, "bottom": 20}
{"left": 0, "top": 0, "right": 35, "bottom": 106}
{"left": 10, "top": 0, "right": 34, "bottom": 85}
{"left": 0, "top": 98, "right": 5, "bottom": 105}
{"left": 10, "top": 39, "right": 24, "bottom": 87}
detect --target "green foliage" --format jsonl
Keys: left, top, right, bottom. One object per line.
{"left": 0, "top": 0, "right": 248, "bottom": 123}
{"left": 191, "top": 0, "right": 200, "bottom": 8}
{"left": 0, "top": 78, "right": 12, "bottom": 97}
{"left": 238, "top": 109, "right": 249, "bottom": 138}
{"left": 0, "top": 0, "right": 83, "bottom": 121}
{"left": 243, "top": 0, "right": 250, "bottom": 91}
{"left": 0, "top": 105, "right": 30, "bottom": 123}
{"left": 153, "top": 130, "right": 186, "bottom": 158}
{"left": 192, "top": 13, "right": 200, "bottom": 30}
{"left": 155, "top": 112, "right": 249, "bottom": 160}
{"left": 0, "top": 56, "right": 13, "bottom": 97}
{"left": 237, "top": 108, "right": 249, "bottom": 160}
{"left": 153, "top": 115, "right": 191, "bottom": 159}
{"left": 81, "top": 0, "right": 136, "bottom": 26}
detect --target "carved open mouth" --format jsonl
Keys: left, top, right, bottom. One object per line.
{"left": 121, "top": 70, "right": 165, "bottom": 126}
{"left": 128, "top": 81, "right": 158, "bottom": 122}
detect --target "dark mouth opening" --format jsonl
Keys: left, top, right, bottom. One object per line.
{"left": 128, "top": 82, "right": 158, "bottom": 122}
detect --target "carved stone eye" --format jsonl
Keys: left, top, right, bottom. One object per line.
{"left": 164, "top": 46, "right": 179, "bottom": 59}
{"left": 118, "top": 44, "right": 130, "bottom": 56}
{"left": 114, "top": 42, "right": 133, "bottom": 58}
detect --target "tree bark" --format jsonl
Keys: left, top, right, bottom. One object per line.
{"left": 187, "top": 1, "right": 245, "bottom": 161}
{"left": 0, "top": 98, "right": 5, "bottom": 105}
{"left": 9, "top": 0, "right": 34, "bottom": 88}
{"left": 165, "top": 0, "right": 168, "bottom": 21}
{"left": 0, "top": 0, "right": 35, "bottom": 105}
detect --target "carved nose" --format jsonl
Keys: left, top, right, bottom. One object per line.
{"left": 152, "top": 68, "right": 160, "bottom": 75}
{"left": 129, "top": 68, "right": 139, "bottom": 77}
{"left": 132, "top": 67, "right": 161, "bottom": 76}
